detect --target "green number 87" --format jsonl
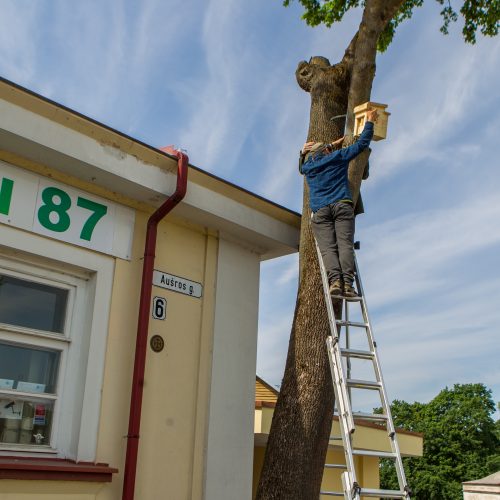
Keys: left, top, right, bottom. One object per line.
{"left": 37, "top": 187, "right": 108, "bottom": 241}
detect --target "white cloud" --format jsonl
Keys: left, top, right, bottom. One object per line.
{"left": 130, "top": 0, "right": 189, "bottom": 71}
{"left": 276, "top": 254, "right": 299, "bottom": 286}
{"left": 257, "top": 85, "right": 308, "bottom": 207}
{"left": 360, "top": 193, "right": 500, "bottom": 307}
{"left": 257, "top": 315, "right": 293, "bottom": 388}
{"left": 0, "top": 1, "right": 39, "bottom": 82}
{"left": 371, "top": 32, "right": 500, "bottom": 184}
{"left": 175, "top": 0, "right": 278, "bottom": 173}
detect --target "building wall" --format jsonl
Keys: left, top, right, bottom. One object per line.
{"left": 93, "top": 211, "right": 221, "bottom": 500}
{"left": 0, "top": 480, "right": 104, "bottom": 499}
{"left": 319, "top": 450, "right": 379, "bottom": 499}
{"left": 464, "top": 492, "right": 500, "bottom": 500}
{"left": 204, "top": 238, "right": 260, "bottom": 500}
{"left": 0, "top": 158, "right": 259, "bottom": 500}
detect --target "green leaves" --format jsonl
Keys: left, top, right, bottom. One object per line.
{"left": 459, "top": 0, "right": 500, "bottom": 43}
{"left": 284, "top": 0, "right": 499, "bottom": 49}
{"left": 436, "top": 0, "right": 500, "bottom": 43}
{"left": 380, "top": 384, "right": 500, "bottom": 500}
{"left": 283, "top": 0, "right": 363, "bottom": 27}
{"left": 378, "top": 0, "right": 424, "bottom": 52}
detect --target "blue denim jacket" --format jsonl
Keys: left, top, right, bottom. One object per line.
{"left": 301, "top": 122, "right": 374, "bottom": 212}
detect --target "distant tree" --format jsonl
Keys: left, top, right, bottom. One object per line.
{"left": 256, "top": 2, "right": 499, "bottom": 497}
{"left": 380, "top": 383, "right": 500, "bottom": 500}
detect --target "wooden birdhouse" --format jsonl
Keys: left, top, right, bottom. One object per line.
{"left": 353, "top": 101, "right": 390, "bottom": 141}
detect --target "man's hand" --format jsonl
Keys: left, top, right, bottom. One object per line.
{"left": 331, "top": 136, "right": 344, "bottom": 147}
{"left": 302, "top": 141, "right": 315, "bottom": 154}
{"left": 366, "top": 108, "right": 378, "bottom": 123}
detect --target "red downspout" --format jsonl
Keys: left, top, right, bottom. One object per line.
{"left": 122, "top": 147, "right": 188, "bottom": 500}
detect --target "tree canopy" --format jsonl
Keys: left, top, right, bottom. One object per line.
{"left": 284, "top": 0, "right": 500, "bottom": 51}
{"left": 380, "top": 383, "right": 500, "bottom": 500}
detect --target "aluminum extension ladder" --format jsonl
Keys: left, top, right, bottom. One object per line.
{"left": 315, "top": 238, "right": 411, "bottom": 499}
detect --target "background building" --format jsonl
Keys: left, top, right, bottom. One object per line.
{"left": 253, "top": 376, "right": 423, "bottom": 498}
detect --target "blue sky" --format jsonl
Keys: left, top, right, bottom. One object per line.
{"left": 1, "top": 0, "right": 499, "bottom": 414}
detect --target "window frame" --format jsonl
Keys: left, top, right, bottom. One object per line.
{"left": 0, "top": 266, "right": 75, "bottom": 336}
{"left": 0, "top": 262, "right": 83, "bottom": 453}
{"left": 0, "top": 222, "right": 115, "bottom": 462}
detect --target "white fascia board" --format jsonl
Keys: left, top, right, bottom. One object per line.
{"left": 0, "top": 100, "right": 299, "bottom": 260}
{"left": 178, "top": 183, "right": 299, "bottom": 259}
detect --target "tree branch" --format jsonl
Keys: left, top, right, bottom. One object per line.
{"left": 344, "top": 0, "right": 406, "bottom": 207}
{"left": 341, "top": 31, "right": 359, "bottom": 68}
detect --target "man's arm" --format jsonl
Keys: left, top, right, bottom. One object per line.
{"left": 338, "top": 122, "right": 373, "bottom": 161}
{"left": 338, "top": 108, "right": 378, "bottom": 162}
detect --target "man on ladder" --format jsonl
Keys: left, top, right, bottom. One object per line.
{"left": 300, "top": 107, "right": 411, "bottom": 498}
{"left": 299, "top": 108, "right": 378, "bottom": 298}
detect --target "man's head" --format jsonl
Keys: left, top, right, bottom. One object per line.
{"left": 309, "top": 142, "right": 341, "bottom": 156}
{"left": 308, "top": 142, "right": 328, "bottom": 155}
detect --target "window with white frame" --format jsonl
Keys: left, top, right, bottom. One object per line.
{"left": 0, "top": 252, "right": 93, "bottom": 456}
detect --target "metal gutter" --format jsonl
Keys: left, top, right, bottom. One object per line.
{"left": 122, "top": 146, "right": 188, "bottom": 500}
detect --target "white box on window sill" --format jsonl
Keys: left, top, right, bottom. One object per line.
{"left": 16, "top": 381, "right": 46, "bottom": 393}
{"left": 0, "top": 379, "right": 14, "bottom": 390}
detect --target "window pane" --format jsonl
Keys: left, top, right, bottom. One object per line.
{"left": 0, "top": 342, "right": 60, "bottom": 394}
{"left": 0, "top": 398, "right": 54, "bottom": 446}
{"left": 0, "top": 274, "right": 68, "bottom": 333}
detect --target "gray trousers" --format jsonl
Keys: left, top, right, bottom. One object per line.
{"left": 311, "top": 202, "right": 355, "bottom": 285}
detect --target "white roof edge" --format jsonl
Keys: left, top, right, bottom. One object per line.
{"left": 0, "top": 91, "right": 300, "bottom": 260}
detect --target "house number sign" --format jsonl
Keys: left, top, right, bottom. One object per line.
{"left": 152, "top": 297, "right": 167, "bottom": 320}
{"left": 0, "top": 161, "right": 135, "bottom": 260}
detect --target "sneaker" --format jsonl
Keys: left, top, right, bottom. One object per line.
{"left": 343, "top": 282, "right": 358, "bottom": 298}
{"left": 329, "top": 280, "right": 343, "bottom": 296}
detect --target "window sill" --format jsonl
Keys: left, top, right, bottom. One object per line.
{"left": 0, "top": 456, "right": 118, "bottom": 482}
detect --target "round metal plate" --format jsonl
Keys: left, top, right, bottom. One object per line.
{"left": 150, "top": 335, "right": 165, "bottom": 353}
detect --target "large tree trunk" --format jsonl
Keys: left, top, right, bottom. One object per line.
{"left": 256, "top": 55, "right": 351, "bottom": 500}
{"left": 257, "top": 2, "right": 406, "bottom": 498}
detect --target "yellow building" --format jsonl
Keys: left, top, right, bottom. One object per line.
{"left": 0, "top": 78, "right": 300, "bottom": 500}
{"left": 253, "top": 377, "right": 423, "bottom": 499}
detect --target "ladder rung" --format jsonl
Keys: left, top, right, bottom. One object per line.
{"left": 324, "top": 463, "right": 347, "bottom": 469}
{"left": 340, "top": 348, "right": 374, "bottom": 360}
{"left": 330, "top": 294, "right": 363, "bottom": 302}
{"left": 352, "top": 411, "right": 388, "bottom": 422}
{"left": 360, "top": 488, "right": 407, "bottom": 498}
{"left": 346, "top": 378, "right": 381, "bottom": 390}
{"left": 352, "top": 449, "right": 397, "bottom": 458}
{"left": 319, "top": 491, "right": 344, "bottom": 497}
{"left": 329, "top": 435, "right": 342, "bottom": 441}
{"left": 335, "top": 320, "right": 368, "bottom": 328}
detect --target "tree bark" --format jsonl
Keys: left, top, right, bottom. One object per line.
{"left": 256, "top": 56, "right": 350, "bottom": 500}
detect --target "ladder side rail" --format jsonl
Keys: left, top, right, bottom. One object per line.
{"left": 327, "top": 337, "right": 357, "bottom": 479}
{"left": 341, "top": 471, "right": 361, "bottom": 500}
{"left": 315, "top": 238, "right": 341, "bottom": 342}
{"left": 344, "top": 299, "right": 352, "bottom": 403}
{"left": 315, "top": 239, "right": 356, "bottom": 435}
{"left": 315, "top": 237, "right": 359, "bottom": 493}
{"left": 353, "top": 255, "right": 410, "bottom": 497}
{"left": 326, "top": 335, "right": 355, "bottom": 438}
